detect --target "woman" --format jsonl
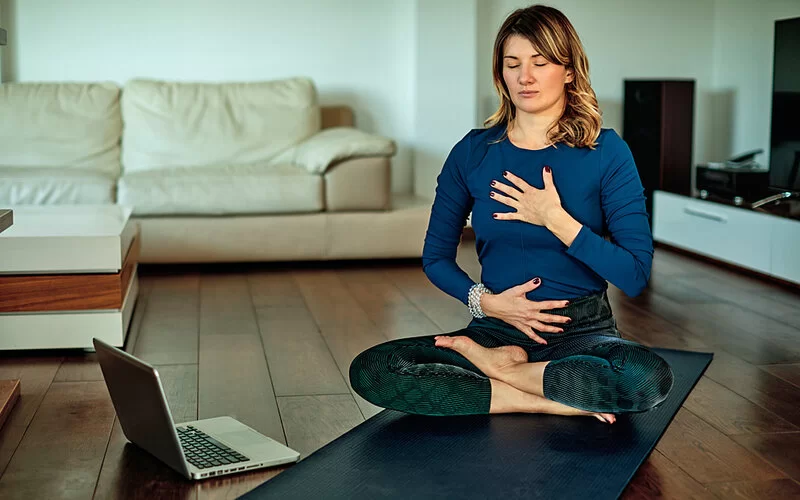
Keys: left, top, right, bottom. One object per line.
{"left": 349, "top": 5, "right": 673, "bottom": 424}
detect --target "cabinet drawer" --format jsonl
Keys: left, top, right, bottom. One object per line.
{"left": 652, "top": 191, "right": 772, "bottom": 274}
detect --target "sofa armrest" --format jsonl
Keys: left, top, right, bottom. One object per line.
{"left": 292, "top": 127, "right": 396, "bottom": 174}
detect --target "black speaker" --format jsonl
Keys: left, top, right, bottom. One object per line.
{"left": 622, "top": 80, "right": 695, "bottom": 219}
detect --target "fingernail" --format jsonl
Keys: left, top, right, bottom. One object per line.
{"left": 490, "top": 192, "right": 495, "bottom": 197}
{"left": 544, "top": 166, "right": 551, "bottom": 173}
{"left": 491, "top": 181, "right": 497, "bottom": 186}
{"left": 503, "top": 170, "right": 509, "bottom": 176}
{"left": 532, "top": 277, "right": 541, "bottom": 285}
{"left": 566, "top": 318, "right": 572, "bottom": 323}
{"left": 559, "top": 329, "right": 564, "bottom": 333}
{"left": 492, "top": 214, "right": 498, "bottom": 219}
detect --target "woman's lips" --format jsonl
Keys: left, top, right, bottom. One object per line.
{"left": 519, "top": 91, "right": 539, "bottom": 98}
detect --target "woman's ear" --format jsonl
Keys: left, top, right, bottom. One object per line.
{"left": 565, "top": 68, "right": 575, "bottom": 84}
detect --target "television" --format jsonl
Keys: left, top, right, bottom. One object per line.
{"left": 768, "top": 16, "right": 800, "bottom": 195}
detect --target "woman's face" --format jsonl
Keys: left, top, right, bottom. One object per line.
{"left": 501, "top": 34, "right": 573, "bottom": 116}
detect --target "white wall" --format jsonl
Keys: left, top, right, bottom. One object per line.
{"left": 413, "top": 0, "right": 478, "bottom": 199}
{"left": 1, "top": 0, "right": 417, "bottom": 194}
{"left": 711, "top": 0, "right": 800, "bottom": 165}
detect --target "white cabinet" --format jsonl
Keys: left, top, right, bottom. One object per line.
{"left": 652, "top": 190, "right": 800, "bottom": 285}
{"left": 771, "top": 217, "right": 800, "bottom": 284}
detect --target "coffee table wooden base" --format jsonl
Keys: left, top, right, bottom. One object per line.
{"left": 0, "top": 236, "right": 140, "bottom": 350}
{"left": 0, "top": 272, "right": 139, "bottom": 350}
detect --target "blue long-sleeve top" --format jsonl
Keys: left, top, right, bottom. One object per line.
{"left": 422, "top": 124, "right": 654, "bottom": 304}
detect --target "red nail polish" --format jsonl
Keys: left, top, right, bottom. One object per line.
{"left": 491, "top": 181, "right": 496, "bottom": 186}
{"left": 532, "top": 277, "right": 541, "bottom": 285}
{"left": 503, "top": 171, "right": 509, "bottom": 176}
{"left": 544, "top": 166, "right": 551, "bottom": 173}
{"left": 566, "top": 319, "right": 572, "bottom": 323}
{"left": 490, "top": 192, "right": 495, "bottom": 197}
{"left": 492, "top": 214, "right": 498, "bottom": 219}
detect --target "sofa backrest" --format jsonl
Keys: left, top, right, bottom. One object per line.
{"left": 121, "top": 77, "right": 320, "bottom": 173}
{"left": 0, "top": 82, "right": 122, "bottom": 177}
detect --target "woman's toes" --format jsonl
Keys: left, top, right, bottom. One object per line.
{"left": 594, "top": 413, "right": 615, "bottom": 424}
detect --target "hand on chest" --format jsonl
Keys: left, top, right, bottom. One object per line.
{"left": 470, "top": 158, "right": 600, "bottom": 230}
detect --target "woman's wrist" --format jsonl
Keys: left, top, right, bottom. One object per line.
{"left": 545, "top": 207, "right": 582, "bottom": 247}
{"left": 467, "top": 283, "right": 494, "bottom": 318}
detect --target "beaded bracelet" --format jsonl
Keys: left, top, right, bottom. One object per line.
{"left": 467, "top": 283, "right": 493, "bottom": 318}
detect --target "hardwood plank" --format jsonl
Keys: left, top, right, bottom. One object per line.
{"left": 622, "top": 449, "right": 715, "bottom": 499}
{"left": 253, "top": 307, "right": 349, "bottom": 397}
{"left": 645, "top": 274, "right": 725, "bottom": 304}
{"left": 0, "top": 235, "right": 139, "bottom": 313}
{"left": 760, "top": 363, "right": 800, "bottom": 389}
{"left": 249, "top": 272, "right": 349, "bottom": 397}
{"left": 198, "top": 274, "right": 285, "bottom": 445}
{"left": 702, "top": 350, "right": 800, "bottom": 428}
{"left": 624, "top": 288, "right": 798, "bottom": 365}
{"left": 732, "top": 432, "right": 800, "bottom": 483}
{"left": 682, "top": 376, "right": 797, "bottom": 435}
{"left": 672, "top": 273, "right": 800, "bottom": 331}
{"left": 707, "top": 479, "right": 800, "bottom": 500}
{"left": 277, "top": 394, "right": 364, "bottom": 459}
{"left": 54, "top": 353, "right": 103, "bottom": 382}
{"left": 0, "top": 357, "right": 62, "bottom": 474}
{"left": 655, "top": 408, "right": 783, "bottom": 484}
{"left": 383, "top": 266, "right": 471, "bottom": 333}
{"left": 0, "top": 382, "right": 115, "bottom": 500}
{"left": 338, "top": 268, "right": 442, "bottom": 340}
{"left": 696, "top": 303, "right": 800, "bottom": 360}
{"left": 609, "top": 292, "right": 711, "bottom": 351}
{"left": 134, "top": 274, "right": 200, "bottom": 365}
{"left": 93, "top": 364, "right": 198, "bottom": 500}
{"left": 0, "top": 380, "right": 20, "bottom": 430}
{"left": 248, "top": 270, "right": 308, "bottom": 309}
{"left": 293, "top": 269, "right": 388, "bottom": 419}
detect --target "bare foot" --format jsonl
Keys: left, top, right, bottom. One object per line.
{"left": 491, "top": 378, "right": 616, "bottom": 424}
{"left": 434, "top": 335, "right": 527, "bottom": 380}
{"left": 439, "top": 337, "right": 617, "bottom": 424}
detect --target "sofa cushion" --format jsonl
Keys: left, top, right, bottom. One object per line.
{"left": 117, "top": 163, "right": 323, "bottom": 216}
{"left": 285, "top": 126, "right": 396, "bottom": 174}
{"left": 325, "top": 157, "right": 390, "bottom": 211}
{"left": 121, "top": 78, "right": 321, "bottom": 173}
{"left": 0, "top": 167, "right": 116, "bottom": 205}
{"left": 0, "top": 83, "right": 122, "bottom": 176}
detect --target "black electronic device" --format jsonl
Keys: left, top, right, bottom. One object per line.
{"left": 767, "top": 17, "right": 800, "bottom": 196}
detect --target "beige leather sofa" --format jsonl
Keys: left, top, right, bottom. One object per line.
{"left": 0, "top": 78, "right": 433, "bottom": 263}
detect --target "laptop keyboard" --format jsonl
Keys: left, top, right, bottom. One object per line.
{"left": 177, "top": 425, "right": 250, "bottom": 470}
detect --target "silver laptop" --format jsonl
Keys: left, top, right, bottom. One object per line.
{"left": 93, "top": 338, "right": 300, "bottom": 480}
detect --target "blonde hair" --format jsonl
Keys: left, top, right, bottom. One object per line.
{"left": 484, "top": 4, "right": 602, "bottom": 149}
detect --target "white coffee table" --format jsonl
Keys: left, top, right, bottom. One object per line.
{"left": 0, "top": 205, "right": 140, "bottom": 350}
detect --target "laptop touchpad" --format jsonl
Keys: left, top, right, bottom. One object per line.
{"left": 218, "top": 429, "right": 268, "bottom": 449}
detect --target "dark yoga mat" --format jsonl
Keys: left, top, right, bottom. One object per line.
{"left": 241, "top": 347, "right": 713, "bottom": 500}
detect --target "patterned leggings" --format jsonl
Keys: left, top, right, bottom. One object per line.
{"left": 349, "top": 292, "right": 674, "bottom": 416}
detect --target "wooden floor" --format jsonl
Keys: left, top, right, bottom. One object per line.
{"left": 1, "top": 243, "right": 799, "bottom": 499}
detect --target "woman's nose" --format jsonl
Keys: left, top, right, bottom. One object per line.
{"left": 519, "top": 64, "right": 535, "bottom": 85}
